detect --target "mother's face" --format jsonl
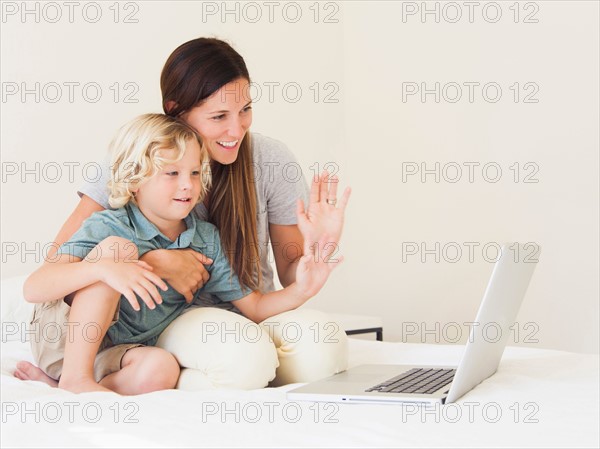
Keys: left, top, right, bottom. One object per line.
{"left": 181, "top": 78, "right": 253, "bottom": 165}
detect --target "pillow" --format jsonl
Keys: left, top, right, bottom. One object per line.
{"left": 157, "top": 307, "right": 280, "bottom": 390}
{"left": 157, "top": 307, "right": 349, "bottom": 390}
{"left": 1, "top": 275, "right": 33, "bottom": 343}
{"left": 260, "top": 308, "right": 349, "bottom": 387}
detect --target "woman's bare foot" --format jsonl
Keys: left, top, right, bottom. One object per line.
{"left": 14, "top": 361, "right": 58, "bottom": 387}
{"left": 58, "top": 377, "right": 114, "bottom": 394}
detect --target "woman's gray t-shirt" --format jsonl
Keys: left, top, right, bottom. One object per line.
{"left": 78, "top": 132, "right": 309, "bottom": 311}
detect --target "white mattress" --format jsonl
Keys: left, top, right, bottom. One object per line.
{"left": 2, "top": 337, "right": 598, "bottom": 448}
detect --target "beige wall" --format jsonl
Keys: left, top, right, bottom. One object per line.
{"left": 1, "top": 1, "right": 598, "bottom": 353}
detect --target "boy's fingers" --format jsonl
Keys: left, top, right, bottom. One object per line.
{"left": 124, "top": 290, "right": 140, "bottom": 311}
{"left": 137, "top": 260, "right": 153, "bottom": 270}
{"left": 132, "top": 285, "right": 155, "bottom": 310}
{"left": 140, "top": 278, "right": 162, "bottom": 304}
{"left": 144, "top": 270, "right": 168, "bottom": 291}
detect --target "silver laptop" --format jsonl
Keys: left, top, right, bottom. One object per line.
{"left": 288, "top": 242, "right": 540, "bottom": 405}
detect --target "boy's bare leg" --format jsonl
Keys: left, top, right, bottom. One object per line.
{"left": 13, "top": 281, "right": 120, "bottom": 392}
{"left": 16, "top": 237, "right": 168, "bottom": 394}
{"left": 100, "top": 347, "right": 180, "bottom": 395}
{"left": 58, "top": 236, "right": 141, "bottom": 394}
{"left": 58, "top": 281, "right": 121, "bottom": 393}
{"left": 14, "top": 346, "right": 180, "bottom": 395}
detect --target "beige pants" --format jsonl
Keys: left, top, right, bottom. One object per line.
{"left": 156, "top": 307, "right": 349, "bottom": 390}
{"left": 29, "top": 298, "right": 140, "bottom": 382}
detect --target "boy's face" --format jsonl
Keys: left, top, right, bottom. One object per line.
{"left": 134, "top": 139, "right": 203, "bottom": 229}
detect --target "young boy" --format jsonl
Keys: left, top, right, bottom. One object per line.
{"left": 17, "top": 114, "right": 342, "bottom": 395}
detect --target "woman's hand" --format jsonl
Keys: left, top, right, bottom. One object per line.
{"left": 296, "top": 170, "right": 351, "bottom": 259}
{"left": 294, "top": 237, "right": 344, "bottom": 299}
{"left": 139, "top": 249, "right": 213, "bottom": 303}
{"left": 94, "top": 258, "right": 168, "bottom": 311}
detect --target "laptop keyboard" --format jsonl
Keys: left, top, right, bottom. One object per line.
{"left": 365, "top": 368, "right": 456, "bottom": 394}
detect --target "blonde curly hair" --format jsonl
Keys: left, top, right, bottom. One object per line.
{"left": 107, "top": 113, "right": 210, "bottom": 208}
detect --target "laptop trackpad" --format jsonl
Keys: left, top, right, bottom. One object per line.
{"left": 325, "top": 365, "right": 414, "bottom": 384}
{"left": 325, "top": 372, "right": 380, "bottom": 383}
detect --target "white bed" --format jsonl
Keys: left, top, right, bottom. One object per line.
{"left": 1, "top": 275, "right": 598, "bottom": 448}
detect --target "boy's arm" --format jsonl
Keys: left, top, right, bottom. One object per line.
{"left": 23, "top": 253, "right": 96, "bottom": 303}
{"left": 24, "top": 252, "right": 167, "bottom": 310}
{"left": 61, "top": 195, "right": 212, "bottom": 301}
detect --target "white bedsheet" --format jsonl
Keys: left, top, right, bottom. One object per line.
{"left": 2, "top": 337, "right": 598, "bottom": 448}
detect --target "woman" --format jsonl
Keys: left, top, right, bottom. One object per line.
{"left": 19, "top": 37, "right": 351, "bottom": 390}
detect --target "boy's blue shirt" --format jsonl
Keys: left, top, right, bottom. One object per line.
{"left": 56, "top": 202, "right": 250, "bottom": 346}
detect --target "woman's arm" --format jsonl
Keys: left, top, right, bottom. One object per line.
{"left": 233, "top": 240, "right": 341, "bottom": 323}
{"left": 47, "top": 195, "right": 104, "bottom": 259}
{"left": 231, "top": 284, "right": 305, "bottom": 324}
{"left": 139, "top": 249, "right": 212, "bottom": 302}
{"left": 269, "top": 171, "right": 351, "bottom": 287}
{"left": 269, "top": 224, "right": 304, "bottom": 287}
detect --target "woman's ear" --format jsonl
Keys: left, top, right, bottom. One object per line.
{"left": 165, "top": 100, "right": 178, "bottom": 114}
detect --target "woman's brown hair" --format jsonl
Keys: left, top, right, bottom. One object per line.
{"left": 161, "top": 37, "right": 261, "bottom": 291}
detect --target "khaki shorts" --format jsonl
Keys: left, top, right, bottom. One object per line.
{"left": 29, "top": 298, "right": 141, "bottom": 382}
